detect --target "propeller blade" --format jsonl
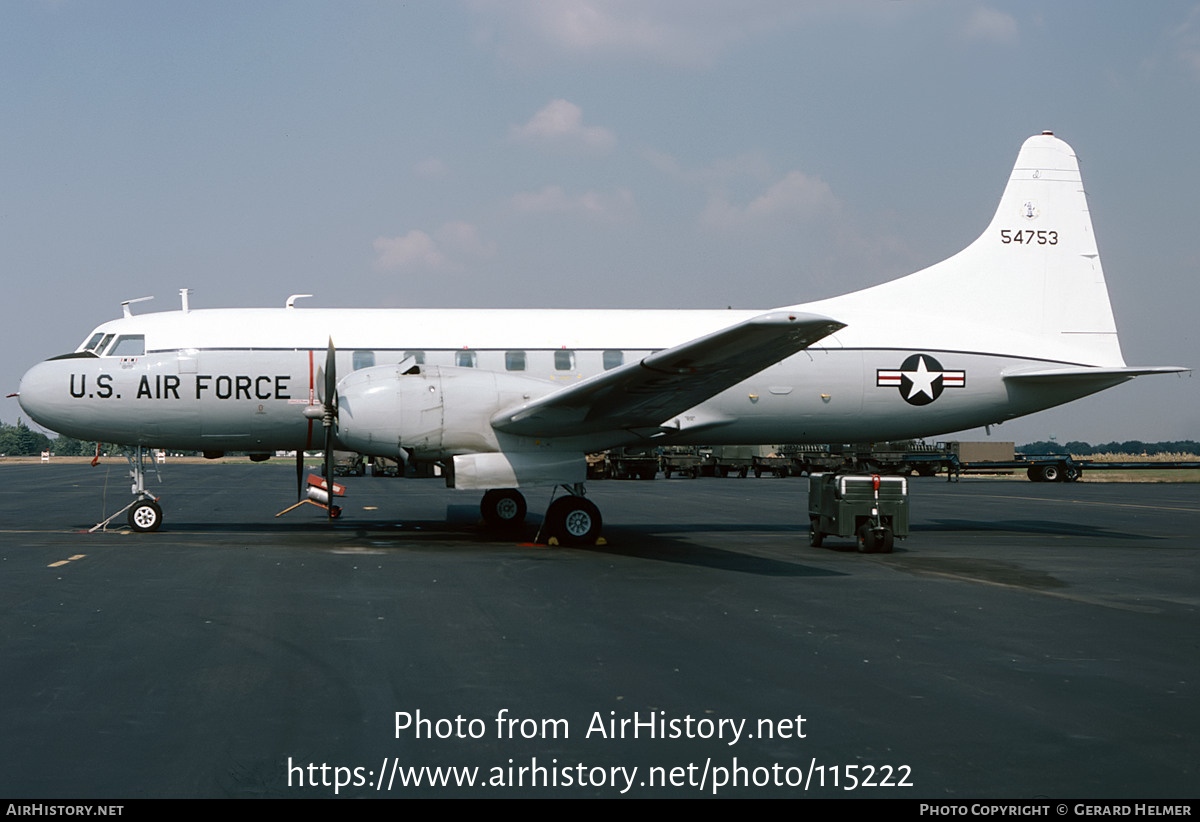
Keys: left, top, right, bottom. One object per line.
{"left": 324, "top": 337, "right": 337, "bottom": 415}
{"left": 296, "top": 450, "right": 305, "bottom": 501}
{"left": 324, "top": 433, "right": 335, "bottom": 521}
{"left": 324, "top": 338, "right": 337, "bottom": 521}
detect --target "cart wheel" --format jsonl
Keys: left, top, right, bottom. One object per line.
{"left": 1039, "top": 464, "right": 1061, "bottom": 482}
{"left": 881, "top": 527, "right": 895, "bottom": 553}
{"left": 857, "top": 525, "right": 880, "bottom": 553}
{"left": 809, "top": 518, "right": 824, "bottom": 548}
{"left": 1064, "top": 466, "right": 1080, "bottom": 482}
{"left": 754, "top": 467, "right": 763, "bottom": 478}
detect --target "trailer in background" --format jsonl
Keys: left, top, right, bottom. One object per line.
{"left": 660, "top": 446, "right": 709, "bottom": 479}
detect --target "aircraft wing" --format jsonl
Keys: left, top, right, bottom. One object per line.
{"left": 491, "top": 310, "right": 844, "bottom": 438}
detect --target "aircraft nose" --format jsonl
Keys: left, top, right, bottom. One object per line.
{"left": 17, "top": 359, "right": 71, "bottom": 433}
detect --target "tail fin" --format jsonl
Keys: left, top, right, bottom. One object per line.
{"left": 812, "top": 132, "right": 1127, "bottom": 367}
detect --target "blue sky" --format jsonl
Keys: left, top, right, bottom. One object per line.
{"left": 3, "top": 1, "right": 1197, "bottom": 444}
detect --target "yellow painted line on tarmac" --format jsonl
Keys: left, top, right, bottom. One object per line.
{"left": 926, "top": 491, "right": 1200, "bottom": 514}
{"left": 901, "top": 566, "right": 1164, "bottom": 613}
{"left": 47, "top": 554, "right": 87, "bottom": 568}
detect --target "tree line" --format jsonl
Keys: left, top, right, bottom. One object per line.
{"left": 1016, "top": 440, "right": 1200, "bottom": 456}
{"left": 3, "top": 418, "right": 1198, "bottom": 459}
{"left": 0, "top": 420, "right": 98, "bottom": 457}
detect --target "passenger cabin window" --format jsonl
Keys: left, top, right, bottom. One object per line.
{"left": 554, "top": 350, "right": 575, "bottom": 371}
{"left": 456, "top": 349, "right": 476, "bottom": 368}
{"left": 603, "top": 349, "right": 624, "bottom": 370}
{"left": 404, "top": 350, "right": 425, "bottom": 365}
{"left": 505, "top": 351, "right": 526, "bottom": 371}
{"left": 352, "top": 350, "right": 375, "bottom": 371}
{"left": 108, "top": 335, "right": 144, "bottom": 357}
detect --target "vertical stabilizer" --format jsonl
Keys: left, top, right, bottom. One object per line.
{"left": 811, "top": 133, "right": 1127, "bottom": 367}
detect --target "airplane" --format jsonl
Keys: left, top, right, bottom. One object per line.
{"left": 14, "top": 131, "right": 1188, "bottom": 541}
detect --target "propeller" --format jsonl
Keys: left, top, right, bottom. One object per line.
{"left": 296, "top": 450, "right": 305, "bottom": 501}
{"left": 322, "top": 338, "right": 338, "bottom": 520}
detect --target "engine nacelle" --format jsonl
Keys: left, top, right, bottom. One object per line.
{"left": 335, "top": 364, "right": 552, "bottom": 461}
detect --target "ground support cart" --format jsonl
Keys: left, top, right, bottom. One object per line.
{"left": 807, "top": 473, "right": 909, "bottom": 553}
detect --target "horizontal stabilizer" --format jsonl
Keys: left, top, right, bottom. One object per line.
{"left": 1003, "top": 365, "right": 1189, "bottom": 383}
{"left": 492, "top": 311, "right": 844, "bottom": 438}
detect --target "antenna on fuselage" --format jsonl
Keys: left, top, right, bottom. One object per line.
{"left": 120, "top": 296, "right": 154, "bottom": 318}
{"left": 180, "top": 288, "right": 192, "bottom": 313}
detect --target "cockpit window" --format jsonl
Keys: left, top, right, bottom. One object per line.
{"left": 107, "top": 335, "right": 145, "bottom": 357}
{"left": 80, "top": 333, "right": 114, "bottom": 354}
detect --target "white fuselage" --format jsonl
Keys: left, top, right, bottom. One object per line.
{"left": 16, "top": 304, "right": 1119, "bottom": 459}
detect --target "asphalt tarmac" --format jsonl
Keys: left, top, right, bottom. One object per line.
{"left": 0, "top": 464, "right": 1196, "bottom": 798}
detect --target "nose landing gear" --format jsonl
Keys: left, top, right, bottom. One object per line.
{"left": 90, "top": 445, "right": 164, "bottom": 533}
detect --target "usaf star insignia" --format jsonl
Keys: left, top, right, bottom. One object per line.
{"left": 877, "top": 354, "right": 966, "bottom": 406}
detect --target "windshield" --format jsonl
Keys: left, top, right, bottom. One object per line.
{"left": 108, "top": 335, "right": 145, "bottom": 357}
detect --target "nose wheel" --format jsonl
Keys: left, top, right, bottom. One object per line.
{"left": 128, "top": 499, "right": 163, "bottom": 533}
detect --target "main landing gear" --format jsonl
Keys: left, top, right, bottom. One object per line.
{"left": 480, "top": 485, "right": 603, "bottom": 546}
{"left": 480, "top": 489, "right": 527, "bottom": 528}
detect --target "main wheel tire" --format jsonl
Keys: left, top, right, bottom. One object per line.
{"left": 128, "top": 499, "right": 162, "bottom": 533}
{"left": 481, "top": 489, "right": 527, "bottom": 527}
{"left": 545, "top": 496, "right": 602, "bottom": 546}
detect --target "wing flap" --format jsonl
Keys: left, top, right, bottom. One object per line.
{"left": 492, "top": 311, "right": 844, "bottom": 438}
